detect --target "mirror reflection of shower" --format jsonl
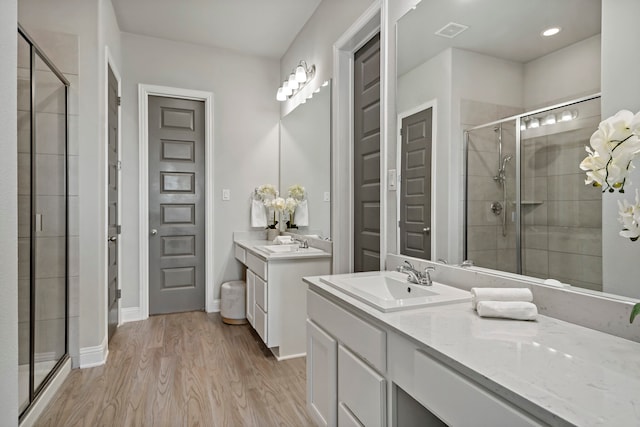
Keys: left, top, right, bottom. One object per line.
{"left": 492, "top": 124, "right": 512, "bottom": 237}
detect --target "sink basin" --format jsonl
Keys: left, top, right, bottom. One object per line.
{"left": 319, "top": 271, "right": 471, "bottom": 312}
{"left": 258, "top": 245, "right": 324, "bottom": 254}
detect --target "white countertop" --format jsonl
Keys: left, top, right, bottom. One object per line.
{"left": 235, "top": 239, "right": 332, "bottom": 261}
{"left": 305, "top": 274, "right": 640, "bottom": 426}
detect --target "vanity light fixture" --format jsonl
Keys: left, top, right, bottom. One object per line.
{"left": 541, "top": 27, "right": 561, "bottom": 37}
{"left": 276, "top": 60, "right": 316, "bottom": 101}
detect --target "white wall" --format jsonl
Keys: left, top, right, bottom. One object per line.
{"left": 524, "top": 35, "right": 601, "bottom": 110}
{"left": 280, "top": 0, "right": 375, "bottom": 116}
{"left": 601, "top": 0, "right": 640, "bottom": 299}
{"left": 0, "top": 0, "right": 19, "bottom": 424}
{"left": 119, "top": 32, "right": 280, "bottom": 310}
{"left": 397, "top": 49, "right": 452, "bottom": 261}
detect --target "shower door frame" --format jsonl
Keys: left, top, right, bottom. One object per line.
{"left": 18, "top": 24, "right": 70, "bottom": 421}
{"left": 463, "top": 93, "right": 601, "bottom": 274}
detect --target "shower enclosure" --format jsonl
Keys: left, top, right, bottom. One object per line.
{"left": 17, "top": 25, "right": 69, "bottom": 418}
{"left": 464, "top": 95, "right": 602, "bottom": 291}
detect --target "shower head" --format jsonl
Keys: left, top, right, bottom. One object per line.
{"left": 501, "top": 155, "right": 513, "bottom": 171}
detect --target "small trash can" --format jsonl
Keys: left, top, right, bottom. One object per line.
{"left": 221, "top": 280, "right": 247, "bottom": 325}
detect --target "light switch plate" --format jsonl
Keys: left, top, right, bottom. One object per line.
{"left": 222, "top": 189, "right": 231, "bottom": 201}
{"left": 323, "top": 192, "right": 330, "bottom": 202}
{"left": 388, "top": 169, "right": 397, "bottom": 191}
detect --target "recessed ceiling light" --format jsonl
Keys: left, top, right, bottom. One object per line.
{"left": 541, "top": 27, "right": 561, "bottom": 37}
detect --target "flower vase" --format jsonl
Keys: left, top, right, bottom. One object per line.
{"left": 266, "top": 228, "right": 279, "bottom": 242}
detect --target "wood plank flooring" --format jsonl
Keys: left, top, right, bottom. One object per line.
{"left": 35, "top": 312, "right": 315, "bottom": 426}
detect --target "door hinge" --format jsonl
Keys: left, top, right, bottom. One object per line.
{"left": 400, "top": 128, "right": 403, "bottom": 136}
{"left": 117, "top": 96, "right": 121, "bottom": 106}
{"left": 116, "top": 289, "right": 122, "bottom": 299}
{"left": 117, "top": 160, "right": 122, "bottom": 170}
{"left": 116, "top": 224, "right": 122, "bottom": 234}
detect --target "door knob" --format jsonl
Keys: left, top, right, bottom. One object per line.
{"left": 423, "top": 227, "right": 430, "bottom": 234}
{"left": 150, "top": 229, "right": 158, "bottom": 236}
{"left": 108, "top": 236, "right": 117, "bottom": 242}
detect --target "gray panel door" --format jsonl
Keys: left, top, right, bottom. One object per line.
{"left": 354, "top": 34, "right": 381, "bottom": 272}
{"left": 148, "top": 96, "right": 205, "bottom": 314}
{"left": 400, "top": 108, "right": 432, "bottom": 260}
{"left": 107, "top": 65, "right": 119, "bottom": 341}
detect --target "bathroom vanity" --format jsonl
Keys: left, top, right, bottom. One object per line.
{"left": 234, "top": 233, "right": 331, "bottom": 360}
{"left": 305, "top": 272, "right": 640, "bottom": 427}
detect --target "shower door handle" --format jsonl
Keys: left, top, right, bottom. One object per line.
{"left": 108, "top": 236, "right": 117, "bottom": 242}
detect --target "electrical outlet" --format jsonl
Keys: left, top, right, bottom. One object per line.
{"left": 222, "top": 189, "right": 231, "bottom": 201}
{"left": 323, "top": 192, "right": 330, "bottom": 202}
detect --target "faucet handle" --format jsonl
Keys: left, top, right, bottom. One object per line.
{"left": 404, "top": 260, "right": 414, "bottom": 269}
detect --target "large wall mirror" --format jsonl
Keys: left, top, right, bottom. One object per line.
{"left": 392, "top": 1, "right": 635, "bottom": 298}
{"left": 280, "top": 81, "right": 331, "bottom": 239}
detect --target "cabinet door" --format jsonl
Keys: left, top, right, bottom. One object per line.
{"left": 307, "top": 320, "right": 337, "bottom": 427}
{"left": 246, "top": 269, "right": 255, "bottom": 327}
{"left": 338, "top": 402, "right": 364, "bottom": 427}
{"left": 338, "top": 344, "right": 386, "bottom": 427}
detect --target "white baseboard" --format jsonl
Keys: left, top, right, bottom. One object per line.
{"left": 19, "top": 357, "right": 71, "bottom": 427}
{"left": 207, "top": 298, "right": 221, "bottom": 313}
{"left": 79, "top": 335, "right": 109, "bottom": 368}
{"left": 121, "top": 306, "right": 142, "bottom": 324}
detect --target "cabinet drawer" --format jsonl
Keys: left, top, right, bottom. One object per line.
{"left": 234, "top": 244, "right": 246, "bottom": 264}
{"left": 413, "top": 350, "right": 541, "bottom": 427}
{"left": 255, "top": 275, "right": 267, "bottom": 312}
{"left": 338, "top": 345, "right": 386, "bottom": 427}
{"left": 254, "top": 305, "right": 268, "bottom": 344}
{"left": 308, "top": 290, "right": 386, "bottom": 372}
{"left": 246, "top": 252, "right": 267, "bottom": 280}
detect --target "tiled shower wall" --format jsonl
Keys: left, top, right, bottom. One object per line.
{"left": 463, "top": 99, "right": 522, "bottom": 273}
{"left": 17, "top": 28, "right": 80, "bottom": 380}
{"left": 521, "top": 98, "right": 602, "bottom": 291}
{"left": 465, "top": 97, "right": 602, "bottom": 291}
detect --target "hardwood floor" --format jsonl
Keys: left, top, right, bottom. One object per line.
{"left": 35, "top": 312, "right": 315, "bottom": 426}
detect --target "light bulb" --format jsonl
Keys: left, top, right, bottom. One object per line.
{"left": 276, "top": 87, "right": 286, "bottom": 101}
{"left": 542, "top": 27, "right": 561, "bottom": 37}
{"left": 528, "top": 118, "right": 540, "bottom": 129}
{"left": 288, "top": 74, "right": 298, "bottom": 90}
{"left": 544, "top": 114, "right": 556, "bottom": 125}
{"left": 283, "top": 81, "right": 293, "bottom": 96}
{"left": 560, "top": 110, "right": 573, "bottom": 121}
{"left": 295, "top": 65, "right": 307, "bottom": 83}
{"left": 520, "top": 122, "right": 526, "bottom": 131}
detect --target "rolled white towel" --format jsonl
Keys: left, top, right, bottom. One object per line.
{"left": 476, "top": 301, "right": 538, "bottom": 321}
{"left": 470, "top": 287, "right": 533, "bottom": 310}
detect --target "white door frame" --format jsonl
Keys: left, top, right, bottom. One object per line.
{"left": 104, "top": 47, "right": 122, "bottom": 333}
{"left": 138, "top": 84, "right": 215, "bottom": 319}
{"left": 396, "top": 100, "right": 438, "bottom": 259}
{"left": 332, "top": 2, "right": 381, "bottom": 274}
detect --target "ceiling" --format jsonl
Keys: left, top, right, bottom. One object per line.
{"left": 111, "top": 0, "right": 322, "bottom": 59}
{"left": 397, "top": 0, "right": 601, "bottom": 76}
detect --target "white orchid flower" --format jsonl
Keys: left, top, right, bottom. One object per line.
{"left": 284, "top": 197, "right": 298, "bottom": 213}
{"left": 618, "top": 189, "right": 640, "bottom": 241}
{"left": 272, "top": 197, "right": 286, "bottom": 212}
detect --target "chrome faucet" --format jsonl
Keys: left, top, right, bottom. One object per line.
{"left": 396, "top": 261, "right": 435, "bottom": 286}
{"left": 292, "top": 236, "right": 309, "bottom": 248}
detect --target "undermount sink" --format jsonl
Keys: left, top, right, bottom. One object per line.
{"left": 258, "top": 245, "right": 323, "bottom": 254}
{"left": 319, "top": 271, "right": 471, "bottom": 312}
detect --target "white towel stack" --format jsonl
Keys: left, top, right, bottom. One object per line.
{"left": 251, "top": 199, "right": 267, "bottom": 228}
{"left": 471, "top": 287, "right": 537, "bottom": 321}
{"left": 295, "top": 200, "right": 309, "bottom": 226}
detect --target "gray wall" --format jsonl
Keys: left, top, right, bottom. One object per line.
{"left": 0, "top": 0, "right": 19, "bottom": 425}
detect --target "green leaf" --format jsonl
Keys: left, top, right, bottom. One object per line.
{"left": 630, "top": 303, "right": 640, "bottom": 324}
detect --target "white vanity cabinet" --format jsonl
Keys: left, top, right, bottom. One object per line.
{"left": 307, "top": 290, "right": 387, "bottom": 427}
{"left": 234, "top": 242, "right": 331, "bottom": 360}
{"left": 307, "top": 287, "right": 544, "bottom": 427}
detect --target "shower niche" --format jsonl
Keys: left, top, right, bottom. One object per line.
{"left": 17, "top": 26, "right": 70, "bottom": 418}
